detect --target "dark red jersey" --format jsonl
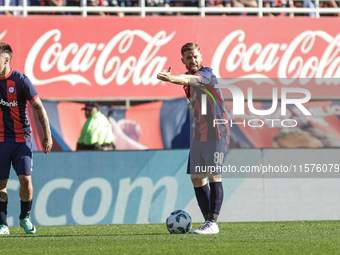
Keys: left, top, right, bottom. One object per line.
{"left": 183, "top": 66, "right": 230, "bottom": 141}
{"left": 0, "top": 69, "right": 38, "bottom": 142}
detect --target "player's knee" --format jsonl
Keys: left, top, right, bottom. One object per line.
{"left": 0, "top": 180, "right": 8, "bottom": 190}
{"left": 18, "top": 175, "right": 32, "bottom": 189}
{"left": 191, "top": 177, "right": 207, "bottom": 187}
{"left": 208, "top": 174, "right": 222, "bottom": 183}
{"left": 0, "top": 179, "right": 8, "bottom": 191}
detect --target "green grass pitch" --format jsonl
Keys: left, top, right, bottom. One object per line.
{"left": 1, "top": 221, "right": 340, "bottom": 254}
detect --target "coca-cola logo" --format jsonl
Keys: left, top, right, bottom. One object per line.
{"left": 25, "top": 29, "right": 175, "bottom": 87}
{"left": 0, "top": 30, "right": 7, "bottom": 40}
{"left": 211, "top": 30, "right": 340, "bottom": 85}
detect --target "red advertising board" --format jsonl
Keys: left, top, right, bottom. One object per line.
{"left": 1, "top": 16, "right": 340, "bottom": 100}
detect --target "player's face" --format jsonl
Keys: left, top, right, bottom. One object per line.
{"left": 181, "top": 49, "right": 202, "bottom": 74}
{"left": 0, "top": 53, "right": 10, "bottom": 76}
{"left": 85, "top": 108, "right": 97, "bottom": 119}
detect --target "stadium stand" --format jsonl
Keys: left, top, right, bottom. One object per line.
{"left": 0, "top": 0, "right": 340, "bottom": 17}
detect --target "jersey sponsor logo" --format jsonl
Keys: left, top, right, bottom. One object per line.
{"left": 0, "top": 98, "right": 18, "bottom": 107}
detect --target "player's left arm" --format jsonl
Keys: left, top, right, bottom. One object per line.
{"left": 157, "top": 67, "right": 202, "bottom": 87}
{"left": 31, "top": 97, "right": 53, "bottom": 154}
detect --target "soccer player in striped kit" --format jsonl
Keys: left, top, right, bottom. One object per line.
{"left": 157, "top": 42, "right": 230, "bottom": 234}
{"left": 0, "top": 43, "right": 53, "bottom": 235}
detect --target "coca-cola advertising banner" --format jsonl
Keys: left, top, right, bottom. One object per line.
{"left": 1, "top": 16, "right": 340, "bottom": 100}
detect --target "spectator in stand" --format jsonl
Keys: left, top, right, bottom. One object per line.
{"left": 264, "top": 0, "right": 294, "bottom": 17}
{"left": 87, "top": 0, "right": 106, "bottom": 16}
{"left": 39, "top": 0, "right": 66, "bottom": 15}
{"left": 107, "top": 0, "right": 130, "bottom": 17}
{"left": 187, "top": 0, "right": 198, "bottom": 7}
{"left": 77, "top": 102, "right": 115, "bottom": 151}
{"left": 320, "top": 0, "right": 340, "bottom": 17}
{"left": 0, "top": 0, "right": 53, "bottom": 15}
{"left": 66, "top": 0, "right": 81, "bottom": 14}
{"left": 0, "top": 0, "right": 31, "bottom": 15}
{"left": 165, "top": 0, "right": 198, "bottom": 16}
{"left": 145, "top": 0, "right": 168, "bottom": 7}
{"left": 66, "top": 0, "right": 105, "bottom": 15}
{"left": 242, "top": 0, "right": 257, "bottom": 7}
{"left": 145, "top": 0, "right": 171, "bottom": 15}
{"left": 224, "top": 0, "right": 244, "bottom": 11}
{"left": 293, "top": 0, "right": 316, "bottom": 17}
{"left": 205, "top": 0, "right": 225, "bottom": 15}
{"left": 67, "top": 0, "right": 125, "bottom": 16}
{"left": 122, "top": 0, "right": 138, "bottom": 7}
{"left": 205, "top": 0, "right": 245, "bottom": 15}
{"left": 165, "top": 0, "right": 184, "bottom": 16}
{"left": 205, "top": 0, "right": 220, "bottom": 14}
{"left": 205, "top": 0, "right": 224, "bottom": 7}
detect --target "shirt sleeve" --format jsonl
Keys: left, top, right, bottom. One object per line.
{"left": 23, "top": 74, "right": 38, "bottom": 102}
{"left": 194, "top": 67, "right": 217, "bottom": 88}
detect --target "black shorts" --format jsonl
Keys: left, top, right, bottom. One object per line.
{"left": 187, "top": 136, "right": 229, "bottom": 175}
{"left": 0, "top": 141, "right": 33, "bottom": 179}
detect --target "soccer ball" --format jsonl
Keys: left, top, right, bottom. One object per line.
{"left": 166, "top": 210, "right": 192, "bottom": 234}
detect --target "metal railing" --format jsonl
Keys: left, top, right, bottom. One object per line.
{"left": 0, "top": 0, "right": 338, "bottom": 18}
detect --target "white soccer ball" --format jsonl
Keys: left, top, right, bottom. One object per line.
{"left": 166, "top": 210, "right": 192, "bottom": 234}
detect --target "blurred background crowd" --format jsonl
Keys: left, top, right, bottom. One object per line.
{"left": 0, "top": 0, "right": 339, "bottom": 17}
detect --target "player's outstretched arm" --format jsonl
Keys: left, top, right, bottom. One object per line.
{"left": 157, "top": 67, "right": 202, "bottom": 86}
{"left": 31, "top": 97, "right": 53, "bottom": 154}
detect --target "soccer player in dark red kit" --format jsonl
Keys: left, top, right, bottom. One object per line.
{"left": 0, "top": 43, "right": 53, "bottom": 235}
{"left": 157, "top": 42, "right": 230, "bottom": 234}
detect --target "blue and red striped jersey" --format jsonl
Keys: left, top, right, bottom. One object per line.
{"left": 183, "top": 66, "right": 230, "bottom": 141}
{"left": 0, "top": 69, "right": 38, "bottom": 142}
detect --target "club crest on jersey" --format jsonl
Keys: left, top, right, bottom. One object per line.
{"left": 8, "top": 86, "right": 15, "bottom": 94}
